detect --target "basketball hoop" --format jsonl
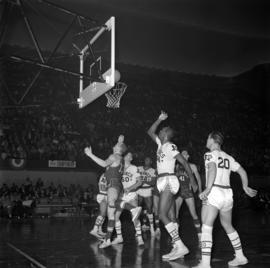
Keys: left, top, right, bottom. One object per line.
{"left": 105, "top": 82, "right": 127, "bottom": 108}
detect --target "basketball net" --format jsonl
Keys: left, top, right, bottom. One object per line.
{"left": 105, "top": 82, "right": 127, "bottom": 108}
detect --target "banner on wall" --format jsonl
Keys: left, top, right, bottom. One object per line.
{"left": 1, "top": 159, "right": 98, "bottom": 171}
{"left": 9, "top": 158, "right": 27, "bottom": 170}
{"left": 48, "top": 160, "right": 76, "bottom": 168}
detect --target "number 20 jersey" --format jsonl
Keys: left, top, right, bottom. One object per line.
{"left": 204, "top": 150, "right": 240, "bottom": 187}
{"left": 138, "top": 166, "right": 156, "bottom": 188}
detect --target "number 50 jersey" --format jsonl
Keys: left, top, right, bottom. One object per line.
{"left": 122, "top": 164, "right": 140, "bottom": 190}
{"left": 204, "top": 150, "right": 240, "bottom": 187}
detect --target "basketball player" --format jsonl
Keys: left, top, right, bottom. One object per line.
{"left": 193, "top": 131, "right": 257, "bottom": 268}
{"left": 84, "top": 135, "right": 127, "bottom": 248}
{"left": 137, "top": 157, "right": 157, "bottom": 235}
{"left": 113, "top": 152, "right": 144, "bottom": 246}
{"left": 147, "top": 111, "right": 198, "bottom": 261}
{"left": 89, "top": 173, "right": 107, "bottom": 238}
{"left": 175, "top": 149, "right": 202, "bottom": 241}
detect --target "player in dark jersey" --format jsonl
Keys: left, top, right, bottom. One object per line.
{"left": 137, "top": 157, "right": 157, "bottom": 236}
{"left": 175, "top": 153, "right": 201, "bottom": 242}
{"left": 85, "top": 135, "right": 127, "bottom": 248}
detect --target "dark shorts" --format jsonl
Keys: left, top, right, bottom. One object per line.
{"left": 178, "top": 185, "right": 193, "bottom": 199}
{"left": 107, "top": 178, "right": 123, "bottom": 193}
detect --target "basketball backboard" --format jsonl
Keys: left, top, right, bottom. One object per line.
{"left": 77, "top": 17, "right": 117, "bottom": 108}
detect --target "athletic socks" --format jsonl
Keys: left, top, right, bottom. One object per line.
{"left": 154, "top": 214, "right": 160, "bottom": 229}
{"left": 147, "top": 213, "right": 154, "bottom": 229}
{"left": 227, "top": 231, "right": 244, "bottom": 258}
{"left": 115, "top": 220, "right": 122, "bottom": 237}
{"left": 165, "top": 222, "right": 182, "bottom": 245}
{"left": 134, "top": 220, "right": 143, "bottom": 239}
{"left": 193, "top": 218, "right": 202, "bottom": 239}
{"left": 200, "top": 224, "right": 213, "bottom": 266}
{"left": 95, "top": 215, "right": 105, "bottom": 228}
{"left": 105, "top": 219, "right": 115, "bottom": 240}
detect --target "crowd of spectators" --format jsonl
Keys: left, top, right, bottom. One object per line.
{"left": 0, "top": 177, "right": 96, "bottom": 219}
{"left": 0, "top": 48, "right": 269, "bottom": 175}
{"left": 0, "top": 106, "right": 86, "bottom": 161}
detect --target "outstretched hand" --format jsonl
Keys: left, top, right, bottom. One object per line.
{"left": 84, "top": 146, "right": 92, "bottom": 157}
{"left": 158, "top": 111, "right": 168, "bottom": 121}
{"left": 118, "top": 135, "right": 124, "bottom": 143}
{"left": 243, "top": 186, "right": 257, "bottom": 198}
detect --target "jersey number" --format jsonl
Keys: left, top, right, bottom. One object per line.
{"left": 179, "top": 175, "right": 186, "bottom": 182}
{"left": 101, "top": 177, "right": 107, "bottom": 184}
{"left": 122, "top": 177, "right": 130, "bottom": 183}
{"left": 218, "top": 157, "right": 230, "bottom": 169}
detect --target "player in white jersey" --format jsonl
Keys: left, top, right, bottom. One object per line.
{"left": 90, "top": 173, "right": 107, "bottom": 238}
{"left": 147, "top": 111, "right": 198, "bottom": 261}
{"left": 193, "top": 131, "right": 257, "bottom": 268}
{"left": 112, "top": 152, "right": 144, "bottom": 246}
{"left": 137, "top": 157, "right": 157, "bottom": 235}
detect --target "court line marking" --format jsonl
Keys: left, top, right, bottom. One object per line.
{"left": 7, "top": 242, "right": 47, "bottom": 268}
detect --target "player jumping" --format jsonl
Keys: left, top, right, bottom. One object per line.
{"left": 147, "top": 111, "right": 198, "bottom": 261}
{"left": 85, "top": 135, "right": 127, "bottom": 248}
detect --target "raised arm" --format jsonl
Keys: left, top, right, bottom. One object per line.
{"left": 175, "top": 154, "right": 198, "bottom": 193}
{"left": 84, "top": 146, "right": 114, "bottom": 168}
{"left": 236, "top": 166, "right": 257, "bottom": 197}
{"left": 147, "top": 111, "right": 168, "bottom": 142}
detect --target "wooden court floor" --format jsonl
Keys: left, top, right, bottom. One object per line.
{"left": 0, "top": 208, "right": 269, "bottom": 268}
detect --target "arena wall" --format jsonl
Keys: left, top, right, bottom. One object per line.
{"left": 0, "top": 169, "right": 269, "bottom": 190}
{"left": 0, "top": 170, "right": 99, "bottom": 188}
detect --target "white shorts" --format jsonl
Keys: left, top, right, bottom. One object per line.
{"left": 137, "top": 188, "right": 152, "bottom": 198}
{"left": 206, "top": 186, "right": 233, "bottom": 211}
{"left": 121, "top": 191, "right": 138, "bottom": 203}
{"left": 157, "top": 175, "right": 180, "bottom": 195}
{"left": 96, "top": 193, "right": 107, "bottom": 204}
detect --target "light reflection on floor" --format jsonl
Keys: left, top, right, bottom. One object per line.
{"left": 0, "top": 209, "right": 269, "bottom": 268}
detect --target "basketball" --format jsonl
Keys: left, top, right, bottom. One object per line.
{"left": 114, "top": 70, "right": 121, "bottom": 83}
{"left": 102, "top": 69, "right": 121, "bottom": 84}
